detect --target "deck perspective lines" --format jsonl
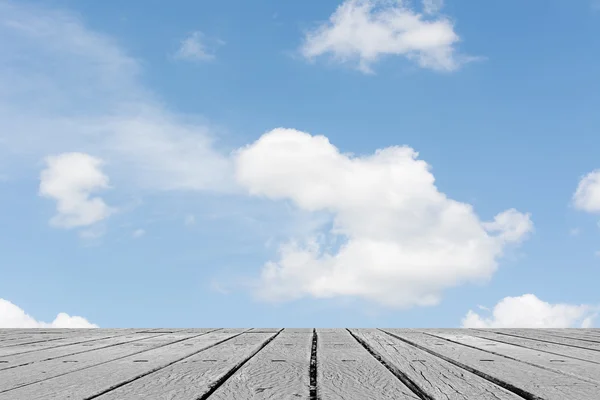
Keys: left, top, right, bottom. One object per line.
{"left": 379, "top": 329, "right": 541, "bottom": 400}
{"left": 84, "top": 330, "right": 251, "bottom": 400}
{"left": 475, "top": 329, "right": 600, "bottom": 353}
{"left": 0, "top": 332, "right": 173, "bottom": 372}
{"left": 459, "top": 330, "right": 600, "bottom": 365}
{"left": 195, "top": 329, "right": 284, "bottom": 400}
{"left": 91, "top": 330, "right": 279, "bottom": 400}
{"left": 2, "top": 329, "right": 598, "bottom": 399}
{"left": 423, "top": 331, "right": 600, "bottom": 385}
{"left": 347, "top": 329, "right": 433, "bottom": 400}
{"left": 0, "top": 330, "right": 154, "bottom": 358}
{"left": 0, "top": 329, "right": 226, "bottom": 396}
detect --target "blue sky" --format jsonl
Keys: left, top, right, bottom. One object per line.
{"left": 1, "top": 0, "right": 600, "bottom": 328}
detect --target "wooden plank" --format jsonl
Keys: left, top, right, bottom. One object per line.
{"left": 0, "top": 329, "right": 138, "bottom": 346}
{"left": 424, "top": 330, "right": 600, "bottom": 384}
{"left": 350, "top": 329, "right": 523, "bottom": 399}
{"left": 317, "top": 328, "right": 420, "bottom": 400}
{"left": 0, "top": 335, "right": 77, "bottom": 348}
{"left": 0, "top": 330, "right": 212, "bottom": 370}
{"left": 246, "top": 328, "right": 281, "bottom": 333}
{"left": 543, "top": 329, "right": 600, "bottom": 341}
{"left": 0, "top": 331, "right": 219, "bottom": 391}
{"left": 455, "top": 329, "right": 600, "bottom": 364}
{"left": 0, "top": 330, "right": 146, "bottom": 357}
{"left": 208, "top": 329, "right": 312, "bottom": 399}
{"left": 480, "top": 329, "right": 600, "bottom": 352}
{"left": 383, "top": 329, "right": 600, "bottom": 400}
{"left": 0, "top": 329, "right": 133, "bottom": 343}
{"left": 502, "top": 329, "right": 600, "bottom": 344}
{"left": 0, "top": 335, "right": 36, "bottom": 343}
{"left": 0, "top": 331, "right": 171, "bottom": 371}
{"left": 0, "top": 329, "right": 248, "bottom": 400}
{"left": 93, "top": 331, "right": 279, "bottom": 399}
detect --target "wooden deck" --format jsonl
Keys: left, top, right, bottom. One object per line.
{"left": 0, "top": 328, "right": 599, "bottom": 399}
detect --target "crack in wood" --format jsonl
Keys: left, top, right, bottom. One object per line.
{"left": 347, "top": 329, "right": 434, "bottom": 400}
{"left": 309, "top": 328, "right": 319, "bottom": 400}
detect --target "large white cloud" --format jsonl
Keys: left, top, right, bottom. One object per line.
{"left": 300, "top": 0, "right": 470, "bottom": 73}
{"left": 462, "top": 294, "right": 598, "bottom": 328}
{"left": 39, "top": 153, "right": 114, "bottom": 228}
{"left": 234, "top": 128, "right": 533, "bottom": 308}
{"left": 573, "top": 170, "right": 600, "bottom": 213}
{"left": 0, "top": 299, "right": 98, "bottom": 328}
{"left": 0, "top": 0, "right": 234, "bottom": 194}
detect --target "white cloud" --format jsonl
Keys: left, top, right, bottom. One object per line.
{"left": 132, "top": 228, "right": 146, "bottom": 238}
{"left": 184, "top": 214, "right": 196, "bottom": 226}
{"left": 234, "top": 128, "right": 533, "bottom": 308}
{"left": 175, "top": 31, "right": 221, "bottom": 62}
{"left": 462, "top": 294, "right": 598, "bottom": 328}
{"left": 0, "top": 1, "right": 234, "bottom": 195}
{"left": 0, "top": 298, "right": 98, "bottom": 328}
{"left": 422, "top": 0, "right": 444, "bottom": 14}
{"left": 39, "top": 153, "right": 114, "bottom": 228}
{"left": 300, "top": 0, "right": 471, "bottom": 73}
{"left": 573, "top": 170, "right": 600, "bottom": 213}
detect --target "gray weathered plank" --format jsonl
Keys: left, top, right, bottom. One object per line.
{"left": 94, "top": 331, "right": 279, "bottom": 399}
{"left": 424, "top": 330, "right": 600, "bottom": 384}
{"left": 542, "top": 329, "right": 600, "bottom": 342}
{"left": 0, "top": 330, "right": 145, "bottom": 357}
{"left": 456, "top": 329, "right": 600, "bottom": 364}
{"left": 383, "top": 329, "right": 600, "bottom": 400}
{"left": 501, "top": 329, "right": 600, "bottom": 344}
{"left": 0, "top": 331, "right": 171, "bottom": 371}
{"left": 208, "top": 329, "right": 312, "bottom": 399}
{"left": 0, "top": 329, "right": 248, "bottom": 400}
{"left": 0, "top": 331, "right": 218, "bottom": 391}
{"left": 0, "top": 330, "right": 213, "bottom": 370}
{"left": 0, "top": 329, "right": 136, "bottom": 345}
{"left": 480, "top": 329, "right": 600, "bottom": 352}
{"left": 0, "top": 335, "right": 36, "bottom": 343}
{"left": 350, "top": 329, "right": 523, "bottom": 400}
{"left": 317, "top": 328, "right": 420, "bottom": 400}
{"left": 0, "top": 335, "right": 75, "bottom": 348}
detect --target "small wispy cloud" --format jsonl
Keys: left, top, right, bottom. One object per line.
{"left": 422, "top": 0, "right": 444, "bottom": 14}
{"left": 184, "top": 214, "right": 196, "bottom": 226}
{"left": 132, "top": 228, "right": 146, "bottom": 238}
{"left": 175, "top": 31, "right": 223, "bottom": 62}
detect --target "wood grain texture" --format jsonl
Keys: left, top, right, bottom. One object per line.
{"left": 317, "top": 328, "right": 420, "bottom": 400}
{"left": 480, "top": 328, "right": 600, "bottom": 351}
{"left": 452, "top": 329, "right": 600, "bottom": 364}
{"left": 0, "top": 331, "right": 211, "bottom": 391}
{"left": 424, "top": 330, "right": 600, "bottom": 384}
{"left": 0, "top": 330, "right": 144, "bottom": 356}
{"left": 3, "top": 328, "right": 600, "bottom": 399}
{"left": 350, "top": 328, "right": 523, "bottom": 400}
{"left": 0, "top": 331, "right": 191, "bottom": 371}
{"left": 383, "top": 329, "right": 600, "bottom": 400}
{"left": 94, "top": 331, "right": 278, "bottom": 400}
{"left": 542, "top": 329, "right": 600, "bottom": 342}
{"left": 0, "top": 329, "right": 247, "bottom": 400}
{"left": 207, "top": 329, "right": 312, "bottom": 400}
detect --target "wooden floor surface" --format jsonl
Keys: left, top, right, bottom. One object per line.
{"left": 0, "top": 328, "right": 599, "bottom": 399}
